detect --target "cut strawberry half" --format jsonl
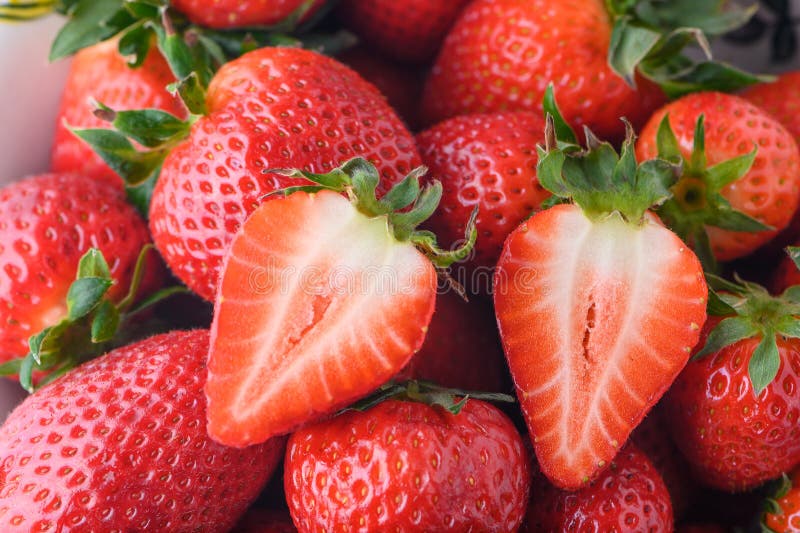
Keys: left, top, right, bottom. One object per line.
{"left": 207, "top": 159, "right": 476, "bottom": 447}
{"left": 493, "top": 87, "right": 708, "bottom": 489}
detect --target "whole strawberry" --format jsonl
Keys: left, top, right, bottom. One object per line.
{"left": 51, "top": 40, "right": 186, "bottom": 185}
{"left": 664, "top": 280, "right": 800, "bottom": 492}
{"left": 0, "top": 173, "right": 159, "bottom": 366}
{"left": 337, "top": 0, "right": 471, "bottom": 64}
{"left": 0, "top": 330, "right": 285, "bottom": 531}
{"left": 524, "top": 444, "right": 673, "bottom": 532}
{"left": 421, "top": 0, "right": 664, "bottom": 139}
{"left": 170, "top": 0, "right": 325, "bottom": 29}
{"left": 150, "top": 47, "right": 421, "bottom": 301}
{"left": 417, "top": 111, "right": 549, "bottom": 275}
{"left": 636, "top": 91, "right": 800, "bottom": 266}
{"left": 284, "top": 395, "right": 530, "bottom": 532}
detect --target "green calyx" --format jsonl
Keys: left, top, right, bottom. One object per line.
{"left": 605, "top": 0, "right": 768, "bottom": 97}
{"left": 654, "top": 113, "right": 769, "bottom": 272}
{"left": 699, "top": 256, "right": 800, "bottom": 396}
{"left": 266, "top": 157, "right": 478, "bottom": 269}
{"left": 0, "top": 246, "right": 188, "bottom": 392}
{"left": 344, "top": 380, "right": 515, "bottom": 416}
{"left": 536, "top": 85, "right": 681, "bottom": 224}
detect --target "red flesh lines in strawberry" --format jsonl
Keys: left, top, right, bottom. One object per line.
{"left": 495, "top": 205, "right": 707, "bottom": 489}
{"left": 207, "top": 190, "right": 437, "bottom": 446}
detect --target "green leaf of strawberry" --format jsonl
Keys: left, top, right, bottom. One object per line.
{"left": 0, "top": 246, "right": 188, "bottom": 392}
{"left": 607, "top": 0, "right": 768, "bottom": 97}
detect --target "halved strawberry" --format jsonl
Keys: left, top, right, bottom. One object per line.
{"left": 494, "top": 90, "right": 707, "bottom": 489}
{"left": 207, "top": 159, "right": 476, "bottom": 447}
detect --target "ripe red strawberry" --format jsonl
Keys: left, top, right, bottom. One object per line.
{"left": 416, "top": 111, "right": 549, "bottom": 275}
{"left": 206, "top": 159, "right": 476, "bottom": 446}
{"left": 664, "top": 305, "right": 800, "bottom": 492}
{"left": 421, "top": 0, "right": 666, "bottom": 140}
{"left": 0, "top": 330, "right": 285, "bottom": 531}
{"left": 337, "top": 0, "right": 471, "bottom": 64}
{"left": 631, "top": 403, "right": 699, "bottom": 521}
{"left": 494, "top": 106, "right": 707, "bottom": 489}
{"left": 763, "top": 473, "right": 800, "bottom": 533}
{"left": 170, "top": 0, "right": 325, "bottom": 29}
{"left": 0, "top": 173, "right": 159, "bottom": 367}
{"left": 338, "top": 46, "right": 424, "bottom": 130}
{"left": 150, "top": 47, "right": 421, "bottom": 301}
{"left": 743, "top": 72, "right": 800, "bottom": 259}
{"left": 50, "top": 40, "right": 186, "bottom": 185}
{"left": 397, "top": 291, "right": 509, "bottom": 393}
{"left": 635, "top": 92, "right": 800, "bottom": 265}
{"left": 524, "top": 444, "right": 673, "bottom": 532}
{"left": 284, "top": 396, "right": 531, "bottom": 532}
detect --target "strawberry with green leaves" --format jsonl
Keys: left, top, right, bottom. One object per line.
{"left": 493, "top": 96, "right": 707, "bottom": 489}
{"left": 206, "top": 158, "right": 475, "bottom": 446}
{"left": 0, "top": 330, "right": 285, "bottom": 531}
{"left": 663, "top": 267, "right": 800, "bottom": 492}
{"left": 763, "top": 473, "right": 800, "bottom": 533}
{"left": 421, "top": 0, "right": 759, "bottom": 139}
{"left": 524, "top": 444, "right": 674, "bottom": 532}
{"left": 0, "top": 173, "right": 163, "bottom": 385}
{"left": 636, "top": 91, "right": 800, "bottom": 269}
{"left": 50, "top": 39, "right": 186, "bottom": 186}
{"left": 145, "top": 47, "right": 421, "bottom": 301}
{"left": 284, "top": 383, "right": 530, "bottom": 532}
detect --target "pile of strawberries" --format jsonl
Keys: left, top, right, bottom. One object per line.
{"left": 4, "top": 0, "right": 800, "bottom": 531}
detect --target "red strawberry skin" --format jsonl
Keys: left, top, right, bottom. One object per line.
{"left": 524, "top": 444, "right": 673, "bottom": 532}
{"left": 663, "top": 318, "right": 800, "bottom": 492}
{"left": 0, "top": 330, "right": 284, "bottom": 531}
{"left": 494, "top": 204, "right": 707, "bottom": 489}
{"left": 284, "top": 399, "right": 531, "bottom": 532}
{"left": 421, "top": 0, "right": 665, "bottom": 139}
{"left": 171, "top": 0, "right": 325, "bottom": 29}
{"left": 417, "top": 111, "right": 549, "bottom": 275}
{"left": 636, "top": 91, "right": 800, "bottom": 261}
{"left": 0, "top": 173, "right": 160, "bottom": 365}
{"left": 51, "top": 40, "right": 186, "bottom": 185}
{"left": 397, "top": 291, "right": 510, "bottom": 393}
{"left": 150, "top": 47, "right": 421, "bottom": 301}
{"left": 763, "top": 470, "right": 800, "bottom": 533}
{"left": 337, "top": 0, "right": 472, "bottom": 64}
{"left": 206, "top": 190, "right": 437, "bottom": 446}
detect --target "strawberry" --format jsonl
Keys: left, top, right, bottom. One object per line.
{"left": 397, "top": 291, "right": 509, "bottom": 393}
{"left": 0, "top": 330, "right": 285, "bottom": 531}
{"left": 416, "top": 111, "right": 549, "bottom": 277}
{"left": 774, "top": 247, "right": 800, "bottom": 294}
{"left": 149, "top": 47, "right": 421, "bottom": 301}
{"left": 206, "top": 158, "right": 476, "bottom": 446}
{"left": 284, "top": 393, "right": 530, "bottom": 532}
{"left": 523, "top": 444, "right": 673, "bottom": 532}
{"left": 338, "top": 46, "right": 425, "bottom": 130}
{"left": 336, "top": 0, "right": 471, "bottom": 64}
{"left": 170, "top": 0, "right": 325, "bottom": 29}
{"left": 635, "top": 91, "right": 800, "bottom": 267}
{"left": 763, "top": 473, "right": 800, "bottom": 533}
{"left": 50, "top": 40, "right": 186, "bottom": 185}
{"left": 0, "top": 173, "right": 159, "bottom": 369}
{"left": 663, "top": 279, "right": 800, "bottom": 492}
{"left": 631, "top": 402, "right": 700, "bottom": 521}
{"left": 493, "top": 96, "right": 707, "bottom": 489}
{"left": 742, "top": 72, "right": 800, "bottom": 259}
